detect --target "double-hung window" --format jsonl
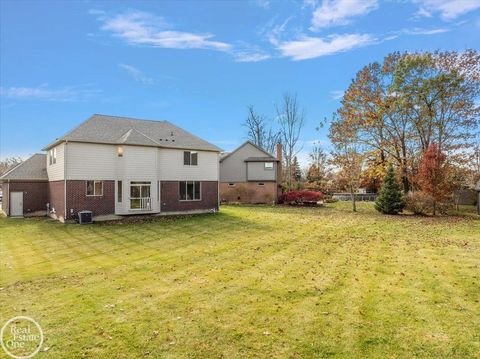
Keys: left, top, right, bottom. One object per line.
{"left": 49, "top": 148, "right": 57, "bottom": 165}
{"left": 179, "top": 181, "right": 201, "bottom": 201}
{"left": 86, "top": 181, "right": 103, "bottom": 196}
{"left": 183, "top": 151, "right": 198, "bottom": 166}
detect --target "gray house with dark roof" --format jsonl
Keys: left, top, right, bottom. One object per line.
{"left": 1, "top": 114, "right": 221, "bottom": 221}
{"left": 219, "top": 141, "right": 282, "bottom": 204}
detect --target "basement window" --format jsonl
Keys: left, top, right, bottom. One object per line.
{"left": 258, "top": 183, "right": 265, "bottom": 186}
{"left": 228, "top": 183, "right": 235, "bottom": 186}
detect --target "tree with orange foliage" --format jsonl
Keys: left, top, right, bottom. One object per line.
{"left": 417, "top": 143, "right": 450, "bottom": 215}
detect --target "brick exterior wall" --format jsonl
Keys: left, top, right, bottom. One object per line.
{"left": 161, "top": 181, "right": 218, "bottom": 212}
{"left": 48, "top": 181, "right": 65, "bottom": 219}
{"left": 220, "top": 182, "right": 278, "bottom": 204}
{"left": 2, "top": 181, "right": 49, "bottom": 216}
{"left": 65, "top": 180, "right": 115, "bottom": 219}
{"left": 2, "top": 183, "right": 9, "bottom": 215}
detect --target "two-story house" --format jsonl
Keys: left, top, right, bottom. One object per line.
{"left": 1, "top": 114, "right": 221, "bottom": 221}
{"left": 219, "top": 141, "right": 282, "bottom": 204}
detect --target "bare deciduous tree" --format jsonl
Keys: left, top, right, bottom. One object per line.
{"left": 243, "top": 105, "right": 281, "bottom": 155}
{"left": 0, "top": 157, "right": 22, "bottom": 176}
{"left": 276, "top": 93, "right": 305, "bottom": 189}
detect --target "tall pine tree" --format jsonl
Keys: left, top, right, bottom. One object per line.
{"left": 375, "top": 164, "right": 405, "bottom": 215}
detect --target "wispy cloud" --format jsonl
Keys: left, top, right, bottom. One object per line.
{"left": 402, "top": 27, "right": 450, "bottom": 35}
{"left": 276, "top": 33, "right": 375, "bottom": 61}
{"left": 254, "top": 0, "right": 270, "bottom": 9}
{"left": 100, "top": 10, "right": 231, "bottom": 52}
{"left": 234, "top": 51, "right": 271, "bottom": 63}
{"left": 0, "top": 84, "right": 101, "bottom": 102}
{"left": 310, "top": 0, "right": 378, "bottom": 30}
{"left": 413, "top": 0, "right": 480, "bottom": 20}
{"left": 119, "top": 64, "right": 154, "bottom": 84}
{"left": 330, "top": 90, "right": 344, "bottom": 100}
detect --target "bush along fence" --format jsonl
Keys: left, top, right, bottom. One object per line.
{"left": 332, "top": 193, "right": 377, "bottom": 202}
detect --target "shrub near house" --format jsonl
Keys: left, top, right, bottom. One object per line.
{"left": 278, "top": 190, "right": 323, "bottom": 206}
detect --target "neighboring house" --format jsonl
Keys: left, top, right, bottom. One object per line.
{"left": 0, "top": 154, "right": 49, "bottom": 217}
{"left": 219, "top": 141, "right": 282, "bottom": 204}
{"left": 0, "top": 114, "right": 221, "bottom": 221}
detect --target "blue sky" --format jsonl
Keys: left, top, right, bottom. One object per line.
{"left": 1, "top": 0, "right": 479, "bottom": 165}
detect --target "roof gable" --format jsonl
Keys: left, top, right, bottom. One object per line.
{"left": 117, "top": 128, "right": 160, "bottom": 146}
{"left": 220, "top": 141, "right": 276, "bottom": 162}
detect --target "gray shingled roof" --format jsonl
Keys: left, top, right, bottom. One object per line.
{"left": 220, "top": 141, "right": 277, "bottom": 162}
{"left": 43, "top": 114, "right": 221, "bottom": 152}
{"left": 0, "top": 154, "right": 48, "bottom": 181}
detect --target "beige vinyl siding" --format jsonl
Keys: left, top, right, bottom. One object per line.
{"left": 220, "top": 143, "right": 268, "bottom": 182}
{"left": 46, "top": 143, "right": 65, "bottom": 181}
{"left": 158, "top": 148, "right": 219, "bottom": 181}
{"left": 247, "top": 162, "right": 276, "bottom": 181}
{"left": 66, "top": 143, "right": 116, "bottom": 180}
{"left": 115, "top": 145, "right": 159, "bottom": 214}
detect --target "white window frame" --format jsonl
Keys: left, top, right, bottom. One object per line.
{"left": 117, "top": 181, "right": 122, "bottom": 202}
{"left": 183, "top": 151, "right": 198, "bottom": 166}
{"left": 86, "top": 180, "right": 103, "bottom": 196}
{"left": 129, "top": 181, "right": 151, "bottom": 210}
{"left": 49, "top": 148, "right": 57, "bottom": 166}
{"left": 264, "top": 162, "right": 274, "bottom": 170}
{"left": 179, "top": 181, "right": 201, "bottom": 201}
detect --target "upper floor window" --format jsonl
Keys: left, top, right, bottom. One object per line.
{"left": 183, "top": 151, "right": 198, "bottom": 166}
{"left": 49, "top": 148, "right": 57, "bottom": 165}
{"left": 86, "top": 180, "right": 103, "bottom": 196}
{"left": 264, "top": 162, "right": 274, "bottom": 170}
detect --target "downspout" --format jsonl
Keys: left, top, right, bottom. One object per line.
{"left": 217, "top": 152, "right": 220, "bottom": 211}
{"left": 64, "top": 141, "right": 68, "bottom": 221}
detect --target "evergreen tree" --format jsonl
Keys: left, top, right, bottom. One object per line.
{"left": 375, "top": 164, "right": 405, "bottom": 214}
{"left": 292, "top": 156, "right": 302, "bottom": 182}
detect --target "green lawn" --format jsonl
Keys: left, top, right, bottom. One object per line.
{"left": 1, "top": 203, "right": 479, "bottom": 358}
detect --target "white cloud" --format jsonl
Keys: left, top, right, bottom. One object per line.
{"left": 254, "top": 0, "right": 270, "bottom": 9}
{"left": 0, "top": 85, "right": 101, "bottom": 102}
{"left": 330, "top": 90, "right": 344, "bottom": 100}
{"left": 119, "top": 64, "right": 154, "bottom": 84}
{"left": 89, "top": 9, "right": 106, "bottom": 16}
{"left": 234, "top": 51, "right": 271, "bottom": 62}
{"left": 100, "top": 10, "right": 231, "bottom": 52}
{"left": 413, "top": 0, "right": 480, "bottom": 20}
{"left": 311, "top": 0, "right": 378, "bottom": 30}
{"left": 403, "top": 27, "right": 450, "bottom": 35}
{"left": 276, "top": 33, "right": 375, "bottom": 61}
